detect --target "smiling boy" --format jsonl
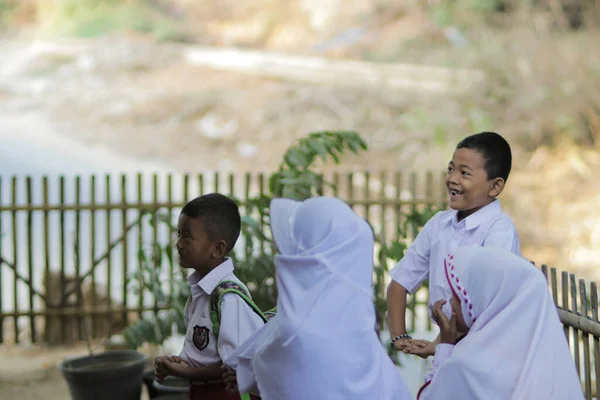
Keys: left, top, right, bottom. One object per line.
{"left": 386, "top": 132, "right": 522, "bottom": 358}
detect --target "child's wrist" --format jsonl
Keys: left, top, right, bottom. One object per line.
{"left": 390, "top": 333, "right": 412, "bottom": 348}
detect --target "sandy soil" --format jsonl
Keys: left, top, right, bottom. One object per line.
{"left": 0, "top": 343, "right": 154, "bottom": 400}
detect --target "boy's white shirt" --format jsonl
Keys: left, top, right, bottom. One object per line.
{"left": 179, "top": 258, "right": 265, "bottom": 369}
{"left": 225, "top": 197, "right": 412, "bottom": 400}
{"left": 418, "top": 246, "right": 583, "bottom": 400}
{"left": 390, "top": 199, "right": 521, "bottom": 319}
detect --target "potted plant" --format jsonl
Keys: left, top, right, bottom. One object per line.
{"left": 58, "top": 344, "right": 148, "bottom": 400}
{"left": 57, "top": 241, "right": 151, "bottom": 400}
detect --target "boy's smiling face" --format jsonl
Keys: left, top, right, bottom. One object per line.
{"left": 445, "top": 147, "right": 505, "bottom": 219}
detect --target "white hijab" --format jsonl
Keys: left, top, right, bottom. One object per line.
{"left": 419, "top": 244, "right": 583, "bottom": 400}
{"left": 225, "top": 197, "right": 411, "bottom": 400}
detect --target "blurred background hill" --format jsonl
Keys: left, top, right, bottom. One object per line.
{"left": 1, "top": 0, "right": 599, "bottom": 276}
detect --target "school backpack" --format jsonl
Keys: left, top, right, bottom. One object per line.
{"left": 209, "top": 280, "right": 276, "bottom": 339}
{"left": 209, "top": 280, "right": 276, "bottom": 400}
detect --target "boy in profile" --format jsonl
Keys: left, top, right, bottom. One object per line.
{"left": 155, "top": 193, "right": 264, "bottom": 399}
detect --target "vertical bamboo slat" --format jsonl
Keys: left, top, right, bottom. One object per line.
{"left": 152, "top": 174, "right": 159, "bottom": 317}
{"left": 439, "top": 171, "right": 447, "bottom": 208}
{"left": 258, "top": 173, "right": 265, "bottom": 253}
{"left": 332, "top": 172, "right": 339, "bottom": 198}
{"left": 346, "top": 173, "right": 354, "bottom": 210}
{"left": 580, "top": 279, "right": 592, "bottom": 399}
{"left": 42, "top": 177, "right": 51, "bottom": 341}
{"left": 105, "top": 175, "right": 113, "bottom": 332}
{"left": 0, "top": 177, "right": 3, "bottom": 343}
{"left": 550, "top": 267, "right": 559, "bottom": 306}
{"left": 137, "top": 173, "right": 144, "bottom": 319}
{"left": 59, "top": 177, "right": 66, "bottom": 342}
{"left": 364, "top": 172, "right": 371, "bottom": 219}
{"left": 409, "top": 172, "right": 418, "bottom": 331}
{"left": 590, "top": 282, "right": 600, "bottom": 398}
{"left": 214, "top": 172, "right": 220, "bottom": 194}
{"left": 167, "top": 174, "right": 174, "bottom": 300}
{"left": 244, "top": 173, "right": 251, "bottom": 262}
{"left": 379, "top": 171, "right": 386, "bottom": 248}
{"left": 562, "top": 271, "right": 571, "bottom": 344}
{"left": 376, "top": 171, "right": 386, "bottom": 333}
{"left": 11, "top": 177, "right": 18, "bottom": 343}
{"left": 394, "top": 172, "right": 402, "bottom": 242}
{"left": 121, "top": 175, "right": 128, "bottom": 326}
{"left": 74, "top": 176, "right": 82, "bottom": 340}
{"left": 541, "top": 264, "right": 548, "bottom": 282}
{"left": 425, "top": 171, "right": 433, "bottom": 208}
{"left": 183, "top": 174, "right": 189, "bottom": 203}
{"left": 25, "top": 177, "right": 35, "bottom": 342}
{"left": 571, "top": 274, "right": 581, "bottom": 378}
{"left": 90, "top": 176, "right": 97, "bottom": 336}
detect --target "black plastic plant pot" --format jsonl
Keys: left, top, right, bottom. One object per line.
{"left": 58, "top": 350, "right": 148, "bottom": 400}
{"left": 153, "top": 375, "right": 190, "bottom": 395}
{"left": 144, "top": 370, "right": 190, "bottom": 399}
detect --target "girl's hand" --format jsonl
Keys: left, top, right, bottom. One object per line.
{"left": 154, "top": 356, "right": 169, "bottom": 382}
{"left": 432, "top": 299, "right": 459, "bottom": 345}
{"left": 162, "top": 358, "right": 192, "bottom": 378}
{"left": 404, "top": 339, "right": 436, "bottom": 358}
{"left": 222, "top": 365, "right": 239, "bottom": 395}
{"left": 392, "top": 337, "right": 412, "bottom": 352}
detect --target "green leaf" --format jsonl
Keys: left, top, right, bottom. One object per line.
{"left": 308, "top": 139, "right": 329, "bottom": 162}
{"left": 268, "top": 173, "right": 281, "bottom": 195}
{"left": 152, "top": 242, "right": 163, "bottom": 266}
{"left": 165, "top": 244, "right": 174, "bottom": 268}
{"left": 284, "top": 148, "right": 304, "bottom": 168}
{"left": 137, "top": 247, "right": 149, "bottom": 264}
{"left": 326, "top": 147, "right": 341, "bottom": 163}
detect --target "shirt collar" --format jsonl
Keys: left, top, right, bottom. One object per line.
{"left": 187, "top": 258, "right": 235, "bottom": 295}
{"left": 441, "top": 199, "right": 502, "bottom": 231}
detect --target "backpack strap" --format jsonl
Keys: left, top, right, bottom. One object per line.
{"left": 264, "top": 307, "right": 277, "bottom": 320}
{"left": 210, "top": 280, "right": 268, "bottom": 338}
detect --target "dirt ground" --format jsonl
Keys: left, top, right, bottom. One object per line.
{"left": 0, "top": 343, "right": 154, "bottom": 400}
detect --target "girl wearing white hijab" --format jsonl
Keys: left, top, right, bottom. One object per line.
{"left": 223, "top": 196, "right": 412, "bottom": 400}
{"left": 418, "top": 244, "right": 583, "bottom": 400}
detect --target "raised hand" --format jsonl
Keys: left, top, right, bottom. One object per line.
{"left": 431, "top": 299, "right": 459, "bottom": 345}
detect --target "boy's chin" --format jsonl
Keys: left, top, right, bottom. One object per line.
{"left": 448, "top": 203, "right": 466, "bottom": 211}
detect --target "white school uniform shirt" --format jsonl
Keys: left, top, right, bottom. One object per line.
{"left": 389, "top": 199, "right": 521, "bottom": 319}
{"left": 418, "top": 246, "right": 583, "bottom": 400}
{"left": 179, "top": 258, "right": 265, "bottom": 369}
{"left": 225, "top": 197, "right": 412, "bottom": 400}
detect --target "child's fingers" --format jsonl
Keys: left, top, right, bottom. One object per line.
{"left": 432, "top": 307, "right": 448, "bottom": 327}
{"left": 223, "top": 371, "right": 236, "bottom": 379}
{"left": 448, "top": 312, "right": 458, "bottom": 334}
{"left": 225, "top": 384, "right": 238, "bottom": 395}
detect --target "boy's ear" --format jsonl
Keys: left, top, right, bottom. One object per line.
{"left": 488, "top": 177, "right": 505, "bottom": 197}
{"left": 212, "top": 240, "right": 228, "bottom": 258}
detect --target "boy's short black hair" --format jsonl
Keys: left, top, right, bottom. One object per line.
{"left": 456, "top": 131, "right": 512, "bottom": 182}
{"left": 181, "top": 193, "right": 241, "bottom": 253}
